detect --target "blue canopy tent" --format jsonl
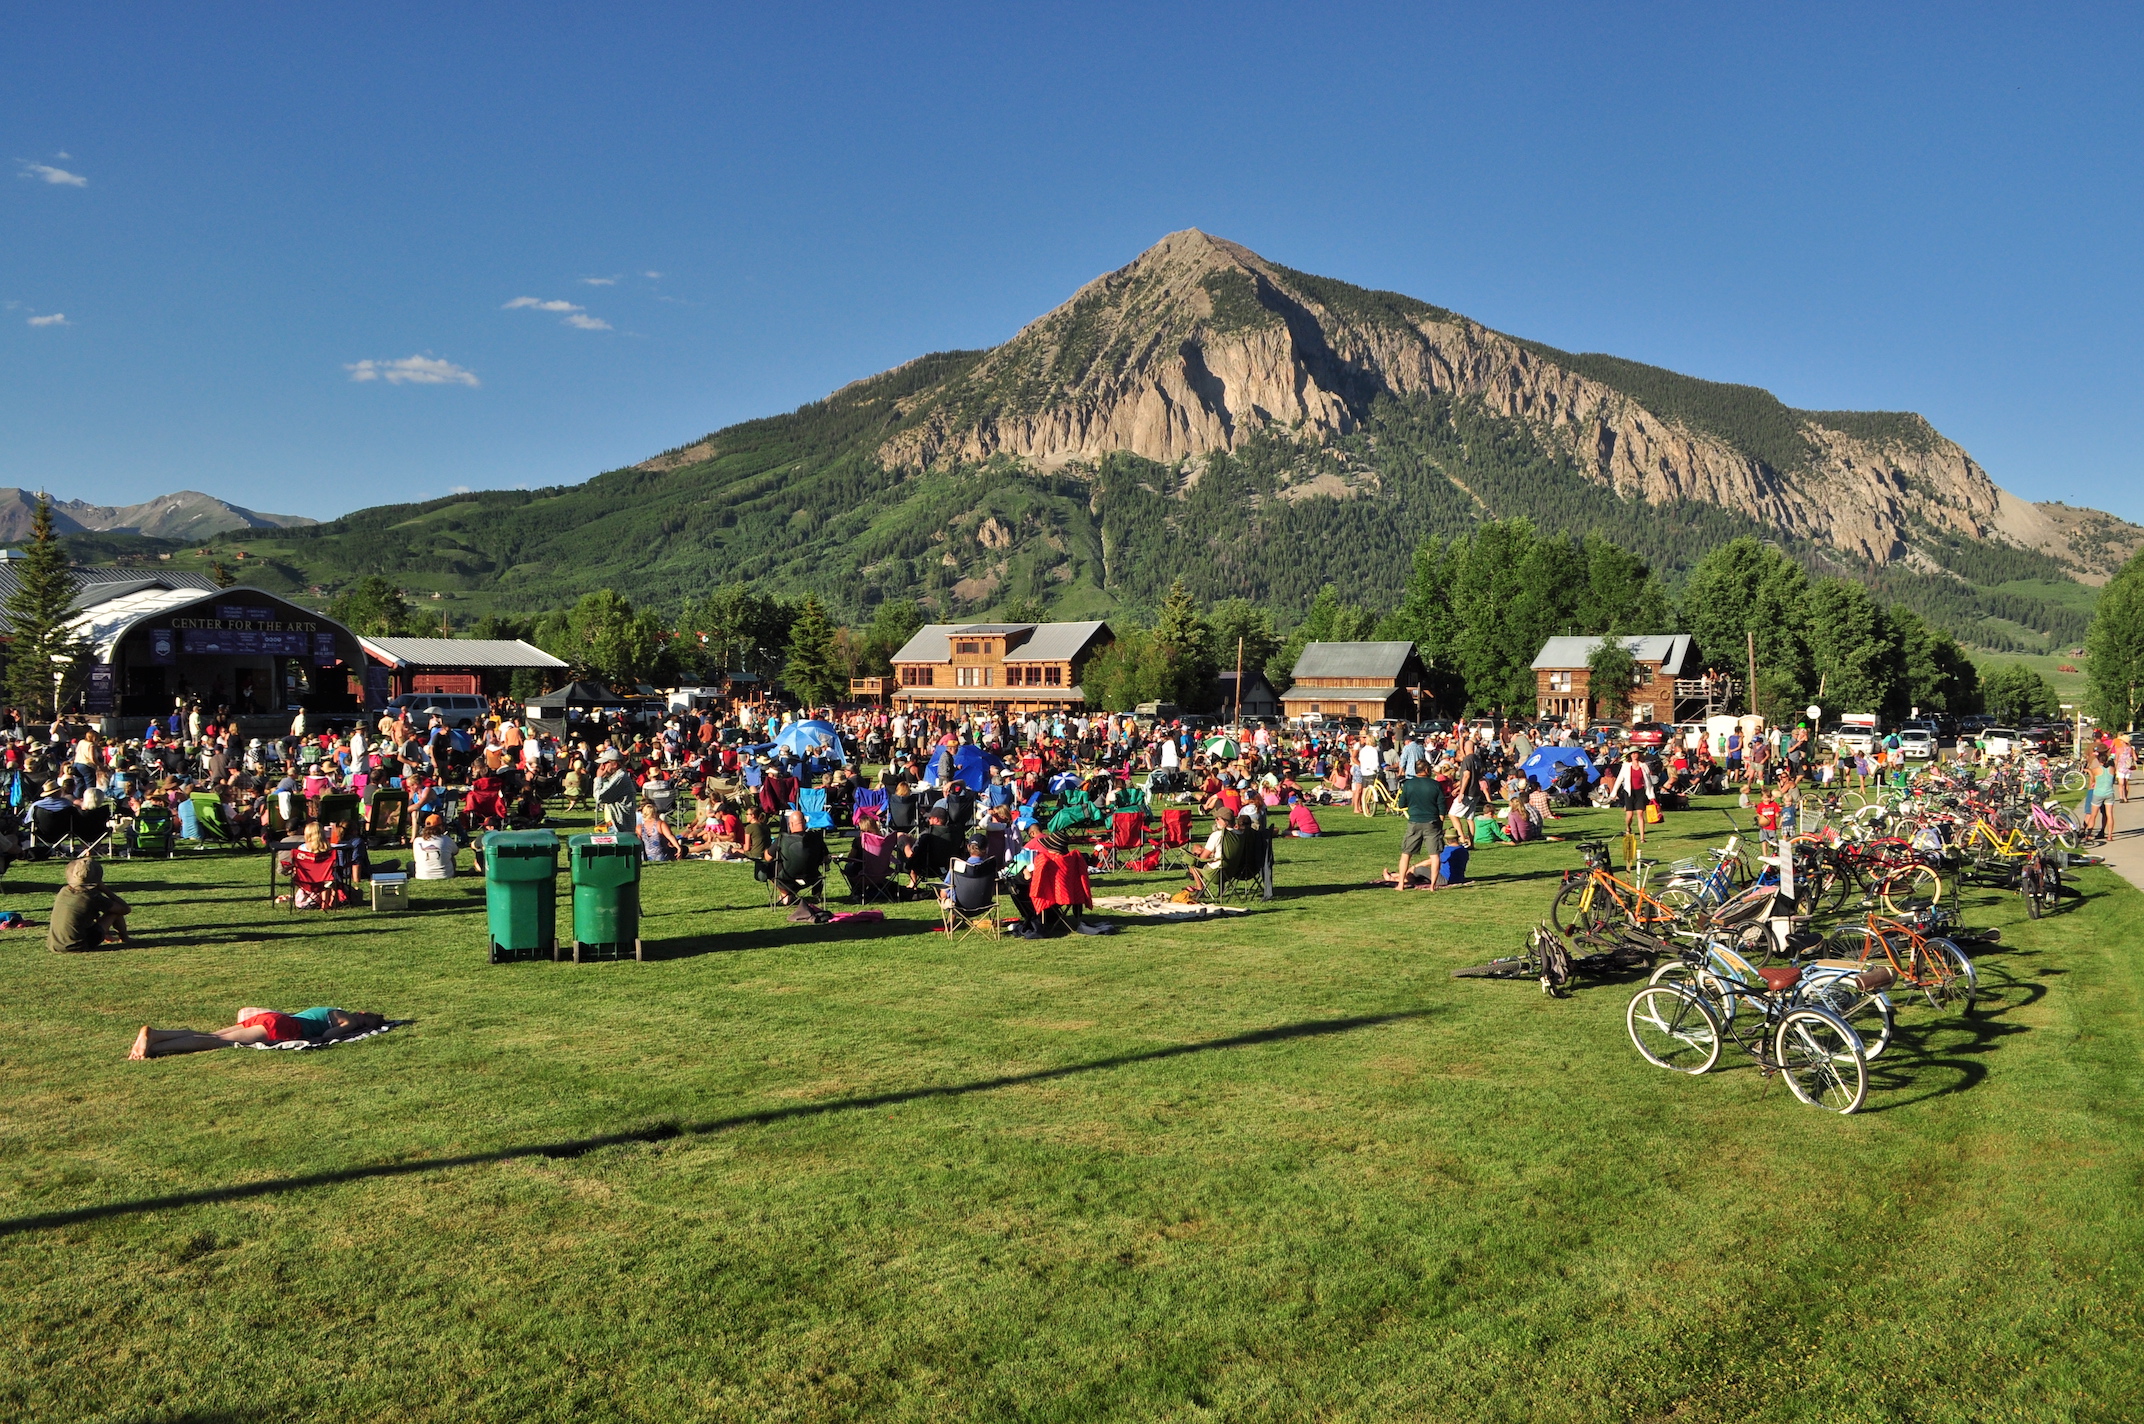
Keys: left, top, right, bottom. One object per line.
{"left": 743, "top": 719, "right": 847, "bottom": 772}
{"left": 952, "top": 743, "right": 1002, "bottom": 793}
{"left": 1520, "top": 745, "right": 1599, "bottom": 787}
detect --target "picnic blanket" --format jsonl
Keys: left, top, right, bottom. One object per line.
{"left": 240, "top": 1019, "right": 413, "bottom": 1051}
{"left": 1091, "top": 894, "right": 1247, "bottom": 920}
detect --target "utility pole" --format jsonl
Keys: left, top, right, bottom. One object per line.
{"left": 1233, "top": 636, "right": 1245, "bottom": 725}
{"left": 1746, "top": 630, "right": 1758, "bottom": 724}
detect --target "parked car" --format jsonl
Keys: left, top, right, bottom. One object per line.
{"left": 1627, "top": 721, "right": 1670, "bottom": 749}
{"left": 1981, "top": 726, "right": 2019, "bottom": 757}
{"left": 1897, "top": 727, "right": 1936, "bottom": 760}
{"left": 385, "top": 692, "right": 489, "bottom": 724}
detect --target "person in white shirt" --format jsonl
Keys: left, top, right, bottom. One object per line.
{"left": 1353, "top": 738, "right": 1381, "bottom": 816}
{"left": 412, "top": 815, "right": 458, "bottom": 879}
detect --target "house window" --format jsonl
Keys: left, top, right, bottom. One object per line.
{"left": 1045, "top": 666, "right": 1062, "bottom": 686}
{"left": 955, "top": 641, "right": 980, "bottom": 655}
{"left": 1636, "top": 665, "right": 1655, "bottom": 685}
{"left": 1548, "top": 671, "right": 1572, "bottom": 693}
{"left": 899, "top": 666, "right": 933, "bottom": 687}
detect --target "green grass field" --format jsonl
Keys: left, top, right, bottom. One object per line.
{"left": 4, "top": 799, "right": 2141, "bottom": 1422}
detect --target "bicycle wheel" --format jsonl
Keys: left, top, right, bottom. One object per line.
{"left": 1880, "top": 863, "right": 1944, "bottom": 914}
{"left": 1552, "top": 877, "right": 1614, "bottom": 940}
{"left": 2022, "top": 861, "right": 2045, "bottom": 919}
{"left": 1918, "top": 938, "right": 1978, "bottom": 1013}
{"left": 1627, "top": 986, "right": 1722, "bottom": 1074}
{"left": 2060, "top": 769, "right": 2086, "bottom": 793}
{"left": 1802, "top": 973, "right": 1895, "bottom": 1061}
{"left": 1776, "top": 1008, "right": 1867, "bottom": 1113}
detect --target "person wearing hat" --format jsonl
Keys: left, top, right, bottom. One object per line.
{"left": 48, "top": 854, "right": 130, "bottom": 952}
{"left": 592, "top": 752, "right": 634, "bottom": 831}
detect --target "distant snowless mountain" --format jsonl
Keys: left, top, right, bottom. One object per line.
{"left": 0, "top": 488, "right": 316, "bottom": 543}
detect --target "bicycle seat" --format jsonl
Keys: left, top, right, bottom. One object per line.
{"left": 1757, "top": 966, "right": 1803, "bottom": 993}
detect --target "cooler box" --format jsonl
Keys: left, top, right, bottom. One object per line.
{"left": 370, "top": 872, "right": 408, "bottom": 912}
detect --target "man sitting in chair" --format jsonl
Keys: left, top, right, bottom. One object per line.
{"left": 764, "top": 808, "right": 828, "bottom": 907}
{"left": 1186, "top": 808, "right": 1235, "bottom": 898}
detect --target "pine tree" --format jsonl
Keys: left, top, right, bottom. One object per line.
{"left": 783, "top": 595, "right": 843, "bottom": 706}
{"left": 1150, "top": 578, "right": 1216, "bottom": 707}
{"left": 3, "top": 496, "right": 93, "bottom": 719}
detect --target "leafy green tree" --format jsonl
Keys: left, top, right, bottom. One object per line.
{"left": 1080, "top": 626, "right": 1165, "bottom": 712}
{"left": 3, "top": 496, "right": 93, "bottom": 718}
{"left": 1982, "top": 662, "right": 2059, "bottom": 724}
{"left": 1578, "top": 535, "right": 1674, "bottom": 636}
{"left": 2085, "top": 550, "right": 2144, "bottom": 730}
{"left": 1680, "top": 538, "right": 1812, "bottom": 713}
{"left": 858, "top": 597, "right": 926, "bottom": 677}
{"left": 471, "top": 613, "right": 534, "bottom": 642}
{"left": 999, "top": 596, "right": 1051, "bottom": 626}
{"left": 534, "top": 589, "right": 667, "bottom": 687}
{"left": 783, "top": 595, "right": 845, "bottom": 706}
{"left": 328, "top": 575, "right": 419, "bottom": 638}
{"left": 1587, "top": 637, "right": 1638, "bottom": 722}
{"left": 1204, "top": 598, "right": 1278, "bottom": 678}
{"left": 1888, "top": 607, "right": 1979, "bottom": 717}
{"left": 679, "top": 583, "right": 792, "bottom": 681}
{"left": 1804, "top": 578, "right": 1897, "bottom": 715}
{"left": 1270, "top": 585, "right": 1379, "bottom": 690}
{"left": 1150, "top": 578, "right": 1217, "bottom": 707}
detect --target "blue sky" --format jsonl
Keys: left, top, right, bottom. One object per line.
{"left": 5, "top": 3, "right": 2140, "bottom": 523}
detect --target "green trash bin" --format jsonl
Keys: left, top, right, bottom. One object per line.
{"left": 483, "top": 830, "right": 559, "bottom": 964}
{"left": 568, "top": 833, "right": 643, "bottom": 962}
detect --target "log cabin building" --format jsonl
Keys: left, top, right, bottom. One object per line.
{"left": 1278, "top": 642, "right": 1429, "bottom": 722}
{"left": 889, "top": 621, "right": 1113, "bottom": 714}
{"left": 1531, "top": 634, "right": 1720, "bottom": 727}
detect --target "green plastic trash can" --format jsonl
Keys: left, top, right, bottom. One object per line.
{"left": 482, "top": 830, "right": 559, "bottom": 964}
{"left": 568, "top": 833, "right": 643, "bottom": 962}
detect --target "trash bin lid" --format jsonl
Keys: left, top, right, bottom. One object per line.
{"left": 484, "top": 830, "right": 560, "bottom": 853}
{"left": 567, "top": 833, "right": 640, "bottom": 856}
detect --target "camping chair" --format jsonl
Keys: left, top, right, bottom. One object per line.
{"left": 643, "top": 778, "right": 676, "bottom": 816}
{"left": 839, "top": 829, "right": 898, "bottom": 904}
{"left": 26, "top": 804, "right": 73, "bottom": 860}
{"left": 133, "top": 803, "right": 175, "bottom": 858}
{"left": 1196, "top": 827, "right": 1268, "bottom": 907}
{"left": 190, "top": 793, "right": 245, "bottom": 848}
{"left": 937, "top": 867, "right": 1003, "bottom": 942}
{"left": 72, "top": 806, "right": 114, "bottom": 857}
{"left": 283, "top": 847, "right": 345, "bottom": 911}
{"left": 367, "top": 789, "right": 409, "bottom": 845}
{"left": 797, "top": 787, "right": 833, "bottom": 832}
{"left": 1095, "top": 809, "right": 1153, "bottom": 872}
{"left": 316, "top": 792, "right": 363, "bottom": 840}
{"left": 852, "top": 787, "right": 888, "bottom": 827}
{"left": 765, "top": 834, "right": 829, "bottom": 909}
{"left": 1158, "top": 808, "right": 1197, "bottom": 870}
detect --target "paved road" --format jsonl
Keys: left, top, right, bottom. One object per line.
{"left": 2097, "top": 791, "right": 2144, "bottom": 893}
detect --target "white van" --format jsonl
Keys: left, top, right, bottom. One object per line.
{"left": 385, "top": 692, "right": 489, "bottom": 723}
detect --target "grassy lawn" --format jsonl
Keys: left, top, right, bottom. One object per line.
{"left": 3, "top": 798, "right": 2141, "bottom": 1422}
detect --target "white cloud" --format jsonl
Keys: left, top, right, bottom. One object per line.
{"left": 503, "top": 296, "right": 581, "bottom": 312}
{"left": 19, "top": 161, "right": 86, "bottom": 187}
{"left": 26, "top": 313, "right": 68, "bottom": 327}
{"left": 579, "top": 276, "right": 617, "bottom": 286}
{"left": 642, "top": 271, "right": 663, "bottom": 279}
{"left": 345, "top": 355, "right": 480, "bottom": 387}
{"left": 563, "top": 313, "right": 612, "bottom": 330}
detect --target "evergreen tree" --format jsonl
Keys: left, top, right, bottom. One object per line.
{"left": 783, "top": 595, "right": 844, "bottom": 706}
{"left": 1204, "top": 598, "right": 1278, "bottom": 678}
{"left": 1150, "top": 578, "right": 1216, "bottom": 707}
{"left": 210, "top": 560, "right": 237, "bottom": 589}
{"left": 859, "top": 597, "right": 926, "bottom": 677}
{"left": 2, "top": 496, "right": 92, "bottom": 719}
{"left": 2085, "top": 550, "right": 2144, "bottom": 731}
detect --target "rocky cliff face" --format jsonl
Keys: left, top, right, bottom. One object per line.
{"left": 857, "top": 230, "right": 2139, "bottom": 581}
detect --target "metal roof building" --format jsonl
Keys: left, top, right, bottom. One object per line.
{"left": 1530, "top": 635, "right": 1697, "bottom": 674}
{"left": 359, "top": 636, "right": 568, "bottom": 702}
{"left": 1280, "top": 642, "right": 1429, "bottom": 721}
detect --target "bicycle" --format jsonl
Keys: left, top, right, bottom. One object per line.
{"left": 1816, "top": 911, "right": 1978, "bottom": 1013}
{"left": 1551, "top": 840, "right": 1684, "bottom": 942}
{"left": 1628, "top": 953, "right": 1877, "bottom": 1113}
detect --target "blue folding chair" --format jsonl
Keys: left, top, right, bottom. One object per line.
{"left": 852, "top": 787, "right": 888, "bottom": 826}
{"left": 798, "top": 787, "right": 833, "bottom": 831}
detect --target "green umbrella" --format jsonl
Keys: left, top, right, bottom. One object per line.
{"left": 1203, "top": 736, "right": 1242, "bottom": 758}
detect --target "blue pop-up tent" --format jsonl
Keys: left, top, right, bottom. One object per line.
{"left": 744, "top": 719, "right": 847, "bottom": 767}
{"left": 1520, "top": 745, "right": 1599, "bottom": 786}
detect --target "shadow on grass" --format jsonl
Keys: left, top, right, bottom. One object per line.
{"left": 640, "top": 918, "right": 951, "bottom": 960}
{"left": 0, "top": 1010, "right": 1429, "bottom": 1236}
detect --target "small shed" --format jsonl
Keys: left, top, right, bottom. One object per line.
{"left": 1216, "top": 669, "right": 1280, "bottom": 719}
{"left": 360, "top": 636, "right": 568, "bottom": 705}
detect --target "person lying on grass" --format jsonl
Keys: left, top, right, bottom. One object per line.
{"left": 48, "top": 854, "right": 130, "bottom": 952}
{"left": 129, "top": 1007, "right": 387, "bottom": 1058}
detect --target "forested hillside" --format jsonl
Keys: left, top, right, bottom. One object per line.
{"left": 76, "top": 231, "right": 2126, "bottom": 657}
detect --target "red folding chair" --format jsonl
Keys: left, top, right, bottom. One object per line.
{"left": 283, "top": 847, "right": 347, "bottom": 911}
{"left": 1159, "top": 808, "right": 1196, "bottom": 870}
{"left": 1096, "top": 809, "right": 1152, "bottom": 871}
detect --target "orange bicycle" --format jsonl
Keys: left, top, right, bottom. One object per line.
{"left": 1815, "top": 909, "right": 1978, "bottom": 1012}
{"left": 1551, "top": 840, "right": 1684, "bottom": 943}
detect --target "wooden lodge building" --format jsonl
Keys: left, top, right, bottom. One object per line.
{"left": 1278, "top": 642, "right": 1429, "bottom": 722}
{"left": 1530, "top": 634, "right": 1725, "bottom": 727}
{"left": 889, "top": 621, "right": 1113, "bottom": 714}
{"left": 358, "top": 635, "right": 568, "bottom": 704}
